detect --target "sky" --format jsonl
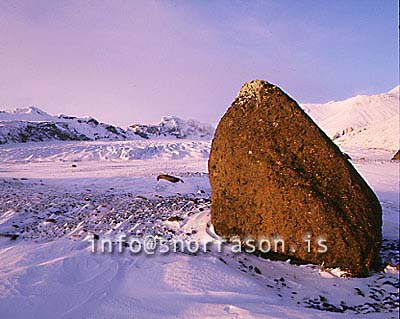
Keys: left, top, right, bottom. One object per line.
{"left": 0, "top": 0, "right": 398, "bottom": 127}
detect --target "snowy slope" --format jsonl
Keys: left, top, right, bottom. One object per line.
{"left": 302, "top": 86, "right": 399, "bottom": 151}
{"left": 0, "top": 106, "right": 55, "bottom": 121}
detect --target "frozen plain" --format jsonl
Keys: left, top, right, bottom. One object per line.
{"left": 0, "top": 139, "right": 398, "bottom": 319}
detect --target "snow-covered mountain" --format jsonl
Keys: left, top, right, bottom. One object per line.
{"left": 0, "top": 107, "right": 214, "bottom": 144}
{"left": 0, "top": 106, "right": 136, "bottom": 144}
{"left": 129, "top": 116, "right": 214, "bottom": 139}
{"left": 302, "top": 86, "right": 399, "bottom": 151}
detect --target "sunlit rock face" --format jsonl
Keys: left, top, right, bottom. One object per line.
{"left": 209, "top": 80, "right": 382, "bottom": 277}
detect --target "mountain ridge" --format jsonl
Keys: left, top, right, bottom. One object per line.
{"left": 0, "top": 107, "right": 214, "bottom": 144}
{"left": 302, "top": 85, "right": 399, "bottom": 151}
{"left": 1, "top": 85, "right": 398, "bottom": 149}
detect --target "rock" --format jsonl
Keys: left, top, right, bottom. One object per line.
{"left": 167, "top": 216, "right": 185, "bottom": 222}
{"left": 0, "top": 233, "right": 19, "bottom": 240}
{"left": 157, "top": 174, "right": 184, "bottom": 183}
{"left": 391, "top": 150, "right": 399, "bottom": 161}
{"left": 209, "top": 80, "right": 382, "bottom": 277}
{"left": 343, "top": 153, "right": 352, "bottom": 160}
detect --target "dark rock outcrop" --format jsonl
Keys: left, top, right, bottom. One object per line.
{"left": 0, "top": 121, "right": 90, "bottom": 144}
{"left": 209, "top": 80, "right": 382, "bottom": 277}
{"left": 157, "top": 174, "right": 184, "bottom": 183}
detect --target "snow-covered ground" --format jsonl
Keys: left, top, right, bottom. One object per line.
{"left": 0, "top": 140, "right": 211, "bottom": 163}
{"left": 0, "top": 139, "right": 398, "bottom": 319}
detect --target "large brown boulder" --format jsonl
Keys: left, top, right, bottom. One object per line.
{"left": 391, "top": 150, "right": 400, "bottom": 161}
{"left": 209, "top": 80, "right": 382, "bottom": 277}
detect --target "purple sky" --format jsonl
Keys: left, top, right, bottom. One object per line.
{"left": 0, "top": 0, "right": 398, "bottom": 127}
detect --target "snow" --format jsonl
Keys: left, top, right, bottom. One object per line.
{"left": 0, "top": 140, "right": 210, "bottom": 163}
{"left": 302, "top": 86, "right": 399, "bottom": 151}
{"left": 0, "top": 106, "right": 54, "bottom": 122}
{"left": 0, "top": 139, "right": 398, "bottom": 318}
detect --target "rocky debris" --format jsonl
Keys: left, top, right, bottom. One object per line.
{"left": 381, "top": 239, "right": 400, "bottom": 268}
{"left": 303, "top": 274, "right": 399, "bottom": 314}
{"left": 0, "top": 180, "right": 210, "bottom": 242}
{"left": 209, "top": 80, "right": 382, "bottom": 277}
{"left": 391, "top": 150, "right": 400, "bottom": 161}
{"left": 0, "top": 177, "right": 397, "bottom": 315}
{"left": 217, "top": 247, "right": 399, "bottom": 316}
{"left": 157, "top": 174, "right": 184, "bottom": 183}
